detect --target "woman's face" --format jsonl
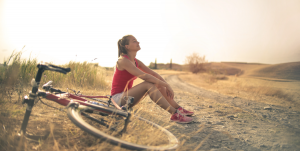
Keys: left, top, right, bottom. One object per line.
{"left": 125, "top": 36, "right": 140, "bottom": 52}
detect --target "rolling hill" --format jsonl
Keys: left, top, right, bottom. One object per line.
{"left": 249, "top": 62, "right": 300, "bottom": 81}
{"left": 150, "top": 61, "right": 300, "bottom": 81}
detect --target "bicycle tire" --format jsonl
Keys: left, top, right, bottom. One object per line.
{"left": 67, "top": 105, "right": 179, "bottom": 150}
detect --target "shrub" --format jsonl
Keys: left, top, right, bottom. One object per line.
{"left": 185, "top": 52, "right": 207, "bottom": 74}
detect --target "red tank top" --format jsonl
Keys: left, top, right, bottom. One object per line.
{"left": 111, "top": 55, "right": 139, "bottom": 96}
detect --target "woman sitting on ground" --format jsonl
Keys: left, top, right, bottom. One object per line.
{"left": 111, "top": 35, "right": 194, "bottom": 124}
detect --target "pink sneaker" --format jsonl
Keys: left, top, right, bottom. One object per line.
{"left": 177, "top": 107, "right": 194, "bottom": 116}
{"left": 170, "top": 112, "right": 193, "bottom": 124}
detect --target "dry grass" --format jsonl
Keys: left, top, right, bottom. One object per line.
{"left": 178, "top": 60, "right": 300, "bottom": 109}
{"left": 249, "top": 62, "right": 300, "bottom": 81}
{"left": 179, "top": 70, "right": 300, "bottom": 110}
{"left": 5, "top": 52, "right": 298, "bottom": 150}
{"left": 0, "top": 53, "right": 204, "bottom": 150}
{"left": 0, "top": 89, "right": 205, "bottom": 151}
{"left": 0, "top": 51, "right": 116, "bottom": 150}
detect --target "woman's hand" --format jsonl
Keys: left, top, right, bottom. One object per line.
{"left": 166, "top": 84, "right": 174, "bottom": 100}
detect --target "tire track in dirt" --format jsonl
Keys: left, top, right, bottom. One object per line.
{"left": 165, "top": 75, "right": 300, "bottom": 151}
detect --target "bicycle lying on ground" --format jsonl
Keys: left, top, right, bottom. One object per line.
{"left": 19, "top": 62, "right": 178, "bottom": 150}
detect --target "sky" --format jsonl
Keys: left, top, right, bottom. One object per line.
{"left": 1, "top": 0, "right": 300, "bottom": 67}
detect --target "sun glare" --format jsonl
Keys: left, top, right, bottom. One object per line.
{"left": 3, "top": 0, "right": 169, "bottom": 66}
{"left": 2, "top": 0, "right": 300, "bottom": 65}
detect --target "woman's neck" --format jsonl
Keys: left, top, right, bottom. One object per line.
{"left": 125, "top": 52, "right": 136, "bottom": 61}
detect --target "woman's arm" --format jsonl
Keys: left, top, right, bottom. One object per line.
{"left": 135, "top": 59, "right": 174, "bottom": 99}
{"left": 117, "top": 57, "right": 174, "bottom": 99}
{"left": 118, "top": 58, "right": 168, "bottom": 88}
{"left": 136, "top": 59, "right": 166, "bottom": 82}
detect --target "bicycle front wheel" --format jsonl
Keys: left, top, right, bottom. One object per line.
{"left": 67, "top": 104, "right": 179, "bottom": 150}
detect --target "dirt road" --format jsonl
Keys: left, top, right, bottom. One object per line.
{"left": 163, "top": 75, "right": 300, "bottom": 151}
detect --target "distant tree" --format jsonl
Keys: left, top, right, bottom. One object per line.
{"left": 154, "top": 58, "right": 157, "bottom": 69}
{"left": 170, "top": 59, "right": 172, "bottom": 69}
{"left": 185, "top": 52, "right": 207, "bottom": 74}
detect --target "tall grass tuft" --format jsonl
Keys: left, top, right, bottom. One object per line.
{"left": 63, "top": 61, "right": 106, "bottom": 89}
{"left": 0, "top": 50, "right": 38, "bottom": 101}
{"left": 42, "top": 61, "right": 107, "bottom": 90}
{"left": 0, "top": 50, "right": 110, "bottom": 150}
{"left": 0, "top": 51, "right": 108, "bottom": 102}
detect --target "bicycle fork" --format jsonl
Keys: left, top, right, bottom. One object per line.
{"left": 19, "top": 95, "right": 34, "bottom": 135}
{"left": 19, "top": 68, "right": 50, "bottom": 140}
{"left": 119, "top": 113, "right": 131, "bottom": 135}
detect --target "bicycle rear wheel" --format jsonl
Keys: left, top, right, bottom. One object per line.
{"left": 67, "top": 104, "right": 178, "bottom": 150}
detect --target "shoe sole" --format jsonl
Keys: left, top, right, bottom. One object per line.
{"left": 170, "top": 119, "right": 193, "bottom": 124}
{"left": 178, "top": 111, "right": 194, "bottom": 116}
{"left": 180, "top": 113, "right": 194, "bottom": 116}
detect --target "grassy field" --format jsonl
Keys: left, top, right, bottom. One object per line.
{"left": 0, "top": 52, "right": 116, "bottom": 150}
{"left": 0, "top": 52, "right": 190, "bottom": 151}
{"left": 178, "top": 62, "right": 300, "bottom": 111}
{"left": 1, "top": 51, "right": 299, "bottom": 150}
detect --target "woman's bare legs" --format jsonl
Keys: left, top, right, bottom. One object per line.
{"left": 123, "top": 81, "right": 176, "bottom": 114}
{"left": 157, "top": 86, "right": 180, "bottom": 109}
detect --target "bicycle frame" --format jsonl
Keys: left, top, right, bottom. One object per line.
{"left": 19, "top": 62, "right": 131, "bottom": 140}
{"left": 40, "top": 92, "right": 129, "bottom": 117}
{"left": 18, "top": 63, "right": 179, "bottom": 150}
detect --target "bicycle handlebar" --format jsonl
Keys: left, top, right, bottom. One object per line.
{"left": 37, "top": 62, "right": 71, "bottom": 74}
{"left": 31, "top": 62, "right": 70, "bottom": 94}
{"left": 21, "top": 62, "right": 71, "bottom": 135}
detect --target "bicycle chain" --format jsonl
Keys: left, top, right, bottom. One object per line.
{"left": 38, "top": 98, "right": 67, "bottom": 112}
